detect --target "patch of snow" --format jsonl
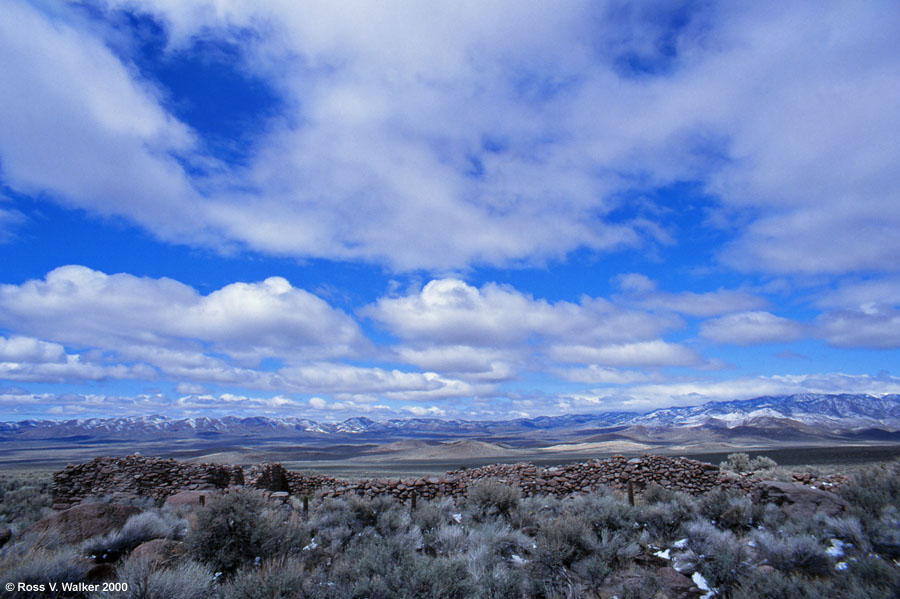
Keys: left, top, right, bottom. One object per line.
{"left": 654, "top": 549, "right": 671, "bottom": 560}
{"left": 302, "top": 539, "right": 318, "bottom": 551}
{"left": 510, "top": 554, "right": 528, "bottom": 564}
{"left": 452, "top": 513, "right": 463, "bottom": 523}
{"left": 826, "top": 539, "right": 846, "bottom": 558}
{"left": 692, "top": 572, "right": 717, "bottom": 599}
{"left": 673, "top": 538, "right": 688, "bottom": 549}
{"left": 836, "top": 561, "right": 848, "bottom": 571}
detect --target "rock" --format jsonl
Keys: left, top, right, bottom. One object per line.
{"left": 657, "top": 566, "right": 701, "bottom": 599}
{"left": 164, "top": 490, "right": 211, "bottom": 510}
{"left": 754, "top": 480, "right": 849, "bottom": 519}
{"left": 130, "top": 539, "right": 185, "bottom": 567}
{"left": 23, "top": 503, "right": 142, "bottom": 544}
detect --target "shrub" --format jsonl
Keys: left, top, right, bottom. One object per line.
{"left": 564, "top": 493, "right": 638, "bottom": 533}
{"left": 0, "top": 473, "right": 53, "bottom": 532}
{"left": 699, "top": 487, "right": 754, "bottom": 529}
{"left": 467, "top": 479, "right": 520, "bottom": 519}
{"left": 732, "top": 569, "right": 829, "bottom": 599}
{"left": 217, "top": 556, "right": 306, "bottom": 599}
{"left": 638, "top": 494, "right": 698, "bottom": 540}
{"left": 641, "top": 483, "right": 677, "bottom": 504}
{"left": 872, "top": 505, "right": 900, "bottom": 557}
{"left": 720, "top": 452, "right": 753, "bottom": 473}
{"left": 717, "top": 495, "right": 754, "bottom": 532}
{"left": 429, "top": 524, "right": 467, "bottom": 557}
{"left": 96, "top": 554, "right": 213, "bottom": 599}
{"left": 83, "top": 510, "right": 187, "bottom": 561}
{"left": 411, "top": 496, "right": 458, "bottom": 533}
{"left": 750, "top": 530, "right": 831, "bottom": 576}
{"left": 823, "top": 514, "right": 870, "bottom": 553}
{"left": 531, "top": 515, "right": 596, "bottom": 571}
{"left": 469, "top": 562, "right": 533, "bottom": 599}
{"left": 685, "top": 520, "right": 754, "bottom": 594}
{"left": 465, "top": 519, "right": 531, "bottom": 569}
{"left": 751, "top": 456, "right": 778, "bottom": 471}
{"left": 186, "top": 489, "right": 309, "bottom": 574}
{"left": 0, "top": 546, "right": 89, "bottom": 598}
{"left": 840, "top": 459, "right": 900, "bottom": 525}
{"left": 842, "top": 554, "right": 900, "bottom": 596}
{"left": 719, "top": 453, "right": 777, "bottom": 473}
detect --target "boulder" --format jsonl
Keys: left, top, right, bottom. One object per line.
{"left": 130, "top": 539, "right": 186, "bottom": 567}
{"left": 754, "top": 480, "right": 849, "bottom": 519}
{"left": 657, "top": 566, "right": 701, "bottom": 599}
{"left": 23, "top": 503, "right": 142, "bottom": 544}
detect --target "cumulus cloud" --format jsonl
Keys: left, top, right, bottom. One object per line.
{"left": 0, "top": 336, "right": 66, "bottom": 364}
{"left": 700, "top": 311, "right": 807, "bottom": 345}
{"left": 363, "top": 278, "right": 679, "bottom": 347}
{"left": 0, "top": 265, "right": 366, "bottom": 364}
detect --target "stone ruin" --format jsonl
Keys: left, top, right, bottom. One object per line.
{"left": 50, "top": 453, "right": 753, "bottom": 509}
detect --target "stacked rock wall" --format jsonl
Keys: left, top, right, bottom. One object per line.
{"left": 52, "top": 453, "right": 736, "bottom": 508}
{"left": 311, "top": 455, "right": 728, "bottom": 501}
{"left": 51, "top": 455, "right": 243, "bottom": 509}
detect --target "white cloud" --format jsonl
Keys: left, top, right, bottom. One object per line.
{"left": 175, "top": 382, "right": 206, "bottom": 395}
{"left": 700, "top": 311, "right": 807, "bottom": 345}
{"left": 0, "top": 266, "right": 366, "bottom": 364}
{"left": 3, "top": 3, "right": 894, "bottom": 273}
{"left": 363, "top": 278, "right": 679, "bottom": 346}
{"left": 548, "top": 340, "right": 702, "bottom": 368}
{"left": 0, "top": 336, "right": 66, "bottom": 364}
{"left": 0, "top": 1, "right": 205, "bottom": 241}
{"left": 555, "top": 366, "right": 661, "bottom": 385}
{"left": 818, "top": 306, "right": 900, "bottom": 349}
{"left": 403, "top": 405, "right": 446, "bottom": 417}
{"left": 614, "top": 273, "right": 767, "bottom": 317}
{"left": 393, "top": 345, "right": 518, "bottom": 382}
{"left": 278, "top": 363, "right": 489, "bottom": 401}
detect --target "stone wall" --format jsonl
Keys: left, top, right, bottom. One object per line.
{"left": 51, "top": 455, "right": 243, "bottom": 510}
{"left": 310, "top": 455, "right": 731, "bottom": 501}
{"left": 52, "top": 453, "right": 740, "bottom": 508}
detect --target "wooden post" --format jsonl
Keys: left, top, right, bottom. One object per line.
{"left": 627, "top": 479, "right": 634, "bottom": 506}
{"left": 411, "top": 492, "right": 417, "bottom": 511}
{"left": 303, "top": 494, "right": 309, "bottom": 517}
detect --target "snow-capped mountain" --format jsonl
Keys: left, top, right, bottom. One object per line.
{"left": 1, "top": 394, "right": 899, "bottom": 441}
{"left": 631, "top": 393, "right": 900, "bottom": 430}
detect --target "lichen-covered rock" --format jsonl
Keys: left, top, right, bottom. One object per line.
{"left": 753, "top": 480, "right": 849, "bottom": 519}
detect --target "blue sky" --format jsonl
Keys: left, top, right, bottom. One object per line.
{"left": 1, "top": 0, "right": 899, "bottom": 421}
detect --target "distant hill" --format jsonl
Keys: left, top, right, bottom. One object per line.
{"left": 2, "top": 393, "right": 899, "bottom": 443}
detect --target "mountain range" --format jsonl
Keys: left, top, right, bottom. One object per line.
{"left": 2, "top": 393, "right": 899, "bottom": 442}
